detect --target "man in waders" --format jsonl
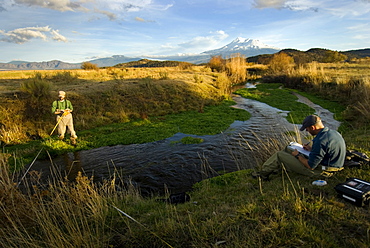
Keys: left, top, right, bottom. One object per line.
{"left": 252, "top": 115, "right": 346, "bottom": 180}
{"left": 51, "top": 91, "right": 77, "bottom": 145}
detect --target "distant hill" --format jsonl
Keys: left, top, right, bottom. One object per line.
{"left": 114, "top": 59, "right": 193, "bottom": 68}
{"left": 88, "top": 55, "right": 142, "bottom": 67}
{"left": 0, "top": 60, "right": 81, "bottom": 70}
{"left": 248, "top": 48, "right": 370, "bottom": 64}
{"left": 144, "top": 54, "right": 211, "bottom": 65}
{"left": 8, "top": 61, "right": 30, "bottom": 65}
{"left": 342, "top": 49, "right": 370, "bottom": 60}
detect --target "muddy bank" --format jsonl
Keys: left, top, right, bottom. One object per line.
{"left": 23, "top": 92, "right": 340, "bottom": 195}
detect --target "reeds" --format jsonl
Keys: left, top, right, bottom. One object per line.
{"left": 0, "top": 153, "right": 143, "bottom": 247}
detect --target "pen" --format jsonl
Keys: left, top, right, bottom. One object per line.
{"left": 304, "top": 142, "right": 310, "bottom": 146}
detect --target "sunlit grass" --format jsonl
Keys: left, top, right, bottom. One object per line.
{"left": 235, "top": 83, "right": 314, "bottom": 124}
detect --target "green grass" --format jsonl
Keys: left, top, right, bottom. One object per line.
{"left": 235, "top": 83, "right": 315, "bottom": 125}
{"left": 79, "top": 100, "right": 250, "bottom": 147}
{"left": 106, "top": 167, "right": 370, "bottom": 247}
{"left": 170, "top": 136, "right": 204, "bottom": 145}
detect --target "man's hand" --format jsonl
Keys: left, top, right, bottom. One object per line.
{"left": 291, "top": 149, "right": 299, "bottom": 157}
{"left": 303, "top": 142, "right": 312, "bottom": 151}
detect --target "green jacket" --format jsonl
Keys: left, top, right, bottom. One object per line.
{"left": 51, "top": 100, "right": 73, "bottom": 114}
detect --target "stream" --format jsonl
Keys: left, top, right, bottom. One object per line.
{"left": 24, "top": 85, "right": 341, "bottom": 195}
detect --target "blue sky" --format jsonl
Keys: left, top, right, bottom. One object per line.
{"left": 1, "top": 0, "right": 370, "bottom": 63}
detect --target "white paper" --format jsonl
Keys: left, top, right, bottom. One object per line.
{"left": 288, "top": 142, "right": 311, "bottom": 157}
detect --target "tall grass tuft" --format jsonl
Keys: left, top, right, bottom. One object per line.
{"left": 225, "top": 53, "right": 248, "bottom": 85}
{"left": 0, "top": 154, "right": 143, "bottom": 247}
{"left": 207, "top": 54, "right": 249, "bottom": 85}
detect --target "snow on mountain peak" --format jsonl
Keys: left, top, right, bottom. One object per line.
{"left": 202, "top": 37, "right": 280, "bottom": 56}
{"left": 229, "top": 37, "right": 278, "bottom": 49}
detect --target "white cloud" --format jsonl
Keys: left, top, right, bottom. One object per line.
{"left": 94, "top": 8, "right": 117, "bottom": 20}
{"left": 51, "top": 29, "right": 68, "bottom": 42}
{"left": 253, "top": 0, "right": 287, "bottom": 9}
{"left": 8, "top": 0, "right": 173, "bottom": 22}
{"left": 178, "top": 30, "right": 229, "bottom": 49}
{"left": 100, "top": 0, "right": 152, "bottom": 12}
{"left": 347, "top": 23, "right": 370, "bottom": 40}
{"left": 13, "top": 0, "right": 89, "bottom": 12}
{"left": 0, "top": 26, "right": 68, "bottom": 44}
{"left": 253, "top": 0, "right": 319, "bottom": 11}
{"left": 134, "top": 16, "right": 154, "bottom": 22}
{"left": 11, "top": 0, "right": 171, "bottom": 13}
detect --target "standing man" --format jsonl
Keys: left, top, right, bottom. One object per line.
{"left": 252, "top": 115, "right": 346, "bottom": 180}
{"left": 51, "top": 91, "right": 77, "bottom": 145}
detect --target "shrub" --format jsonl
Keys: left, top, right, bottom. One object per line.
{"left": 20, "top": 73, "right": 52, "bottom": 108}
{"left": 49, "top": 71, "right": 78, "bottom": 84}
{"left": 177, "top": 62, "right": 193, "bottom": 70}
{"left": 322, "top": 50, "right": 347, "bottom": 63}
{"left": 208, "top": 55, "right": 225, "bottom": 72}
{"left": 268, "top": 52, "right": 295, "bottom": 75}
{"left": 159, "top": 71, "right": 169, "bottom": 80}
{"left": 81, "top": 62, "right": 99, "bottom": 70}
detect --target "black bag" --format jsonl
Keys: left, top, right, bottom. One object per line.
{"left": 334, "top": 178, "right": 370, "bottom": 207}
{"left": 343, "top": 150, "right": 369, "bottom": 168}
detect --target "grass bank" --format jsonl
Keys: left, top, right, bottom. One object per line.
{"left": 4, "top": 100, "right": 250, "bottom": 166}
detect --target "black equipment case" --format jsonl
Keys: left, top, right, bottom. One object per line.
{"left": 334, "top": 178, "right": 370, "bottom": 207}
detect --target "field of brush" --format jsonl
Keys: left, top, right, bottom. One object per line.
{"left": 1, "top": 60, "right": 370, "bottom": 247}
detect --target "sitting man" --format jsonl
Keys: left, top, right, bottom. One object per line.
{"left": 253, "top": 115, "right": 346, "bottom": 180}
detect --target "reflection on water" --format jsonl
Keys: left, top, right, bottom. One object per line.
{"left": 23, "top": 90, "right": 340, "bottom": 195}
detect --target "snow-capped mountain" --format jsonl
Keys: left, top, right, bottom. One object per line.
{"left": 0, "top": 37, "right": 281, "bottom": 69}
{"left": 202, "top": 37, "right": 280, "bottom": 57}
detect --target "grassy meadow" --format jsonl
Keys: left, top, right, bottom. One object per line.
{"left": 1, "top": 60, "right": 370, "bottom": 247}
{"left": 0, "top": 65, "right": 251, "bottom": 166}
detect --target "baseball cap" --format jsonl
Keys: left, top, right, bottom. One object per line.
{"left": 300, "top": 115, "right": 320, "bottom": 131}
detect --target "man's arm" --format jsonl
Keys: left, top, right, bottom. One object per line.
{"left": 291, "top": 150, "right": 313, "bottom": 170}
{"left": 51, "top": 101, "right": 60, "bottom": 114}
